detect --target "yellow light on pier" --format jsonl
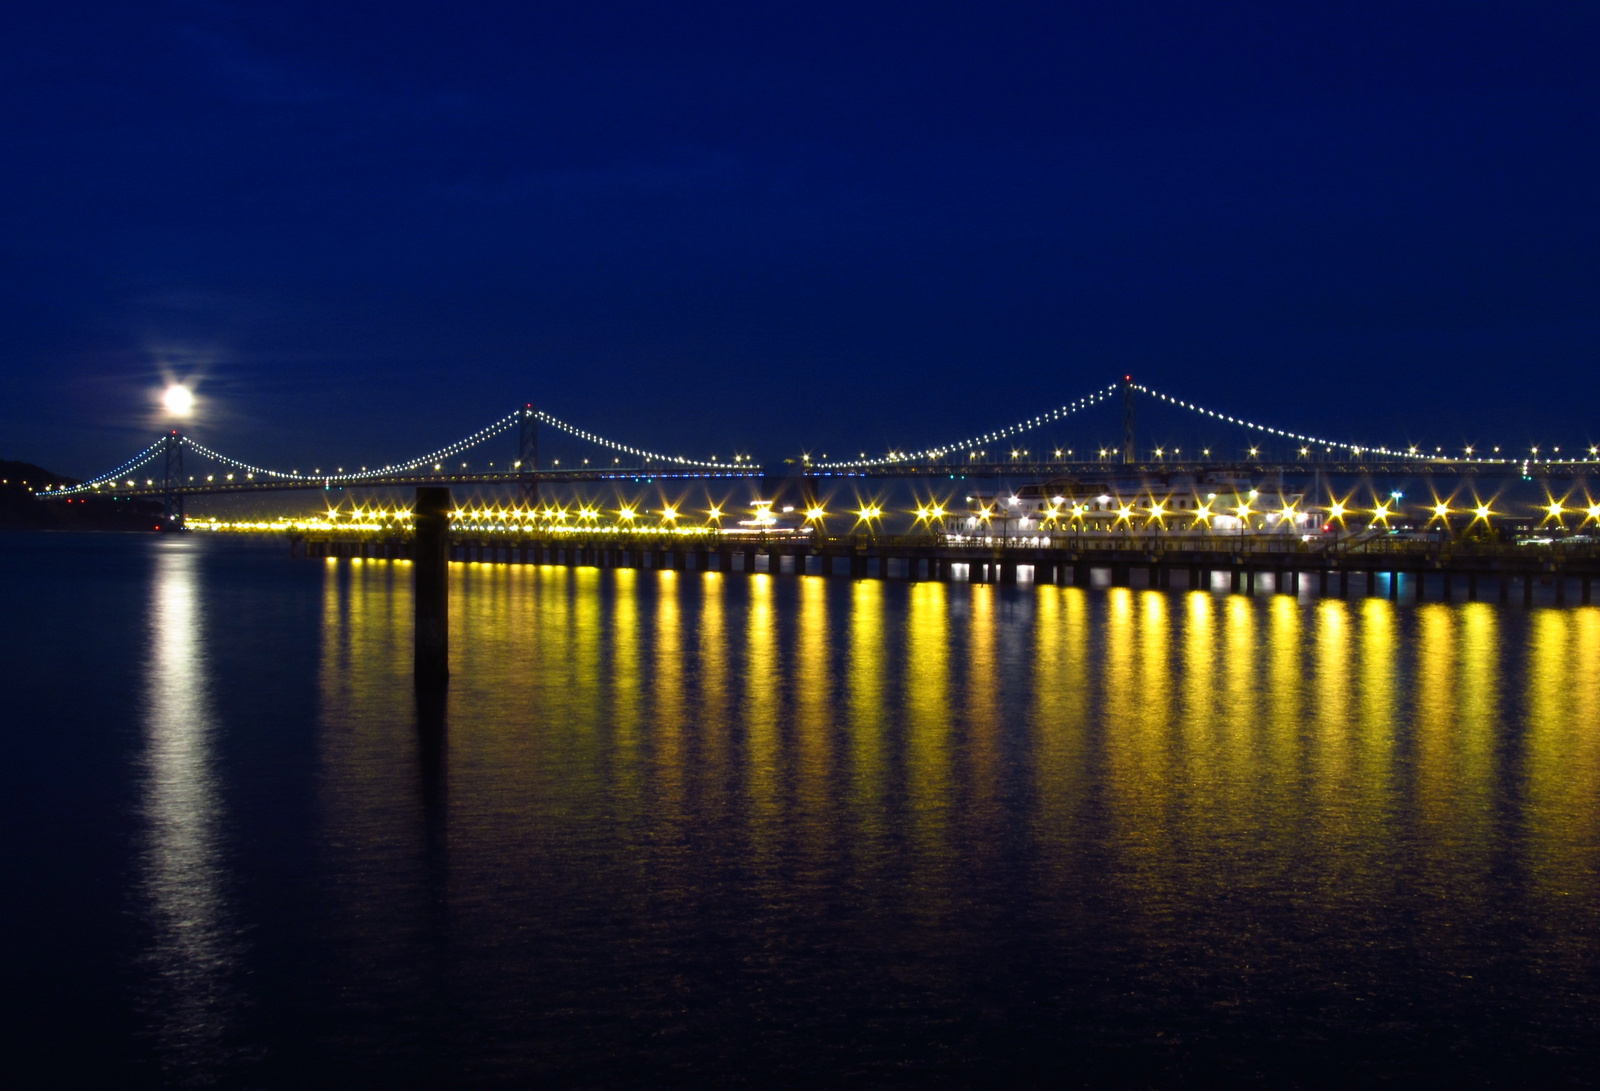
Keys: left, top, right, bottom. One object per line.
{"left": 804, "top": 506, "right": 827, "bottom": 522}
{"left": 1370, "top": 501, "right": 1392, "bottom": 525}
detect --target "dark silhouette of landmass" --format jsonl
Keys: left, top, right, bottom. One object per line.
{"left": 1, "top": 460, "right": 165, "bottom": 531}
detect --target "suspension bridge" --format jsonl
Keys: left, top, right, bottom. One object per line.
{"left": 36, "top": 376, "right": 1599, "bottom": 675}
{"left": 35, "top": 378, "right": 1600, "bottom": 517}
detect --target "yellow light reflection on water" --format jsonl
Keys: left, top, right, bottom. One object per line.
{"left": 1030, "top": 586, "right": 1091, "bottom": 873}
{"left": 1525, "top": 605, "right": 1600, "bottom": 987}
{"left": 906, "top": 580, "right": 952, "bottom": 862}
{"left": 847, "top": 579, "right": 887, "bottom": 838}
{"left": 297, "top": 557, "right": 1600, "bottom": 1057}
{"left": 652, "top": 570, "right": 686, "bottom": 816}
{"left": 697, "top": 572, "right": 731, "bottom": 808}
{"left": 964, "top": 583, "right": 1001, "bottom": 827}
{"left": 744, "top": 574, "right": 780, "bottom": 836}
{"left": 794, "top": 577, "right": 833, "bottom": 861}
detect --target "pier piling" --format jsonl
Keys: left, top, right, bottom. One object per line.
{"left": 414, "top": 486, "right": 452, "bottom": 682}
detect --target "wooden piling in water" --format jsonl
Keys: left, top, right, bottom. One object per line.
{"left": 414, "top": 486, "right": 451, "bottom": 682}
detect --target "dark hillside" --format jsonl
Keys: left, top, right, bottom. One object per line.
{"left": 1, "top": 460, "right": 165, "bottom": 530}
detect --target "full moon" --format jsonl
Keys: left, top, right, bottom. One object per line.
{"left": 162, "top": 384, "right": 194, "bottom": 415}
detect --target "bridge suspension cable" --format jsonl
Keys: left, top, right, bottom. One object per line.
{"left": 45, "top": 439, "right": 167, "bottom": 496}
{"left": 529, "top": 408, "right": 740, "bottom": 470}
{"left": 1135, "top": 383, "right": 1432, "bottom": 460}
{"left": 812, "top": 384, "right": 1121, "bottom": 469}
{"left": 48, "top": 374, "right": 1578, "bottom": 499}
{"left": 182, "top": 412, "right": 522, "bottom": 483}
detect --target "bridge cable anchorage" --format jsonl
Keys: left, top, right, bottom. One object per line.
{"left": 811, "top": 383, "right": 1121, "bottom": 470}
{"left": 42, "top": 439, "right": 167, "bottom": 496}
{"left": 530, "top": 408, "right": 743, "bottom": 470}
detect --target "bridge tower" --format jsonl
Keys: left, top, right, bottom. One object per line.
{"left": 518, "top": 405, "right": 539, "bottom": 504}
{"left": 1121, "top": 376, "right": 1135, "bottom": 464}
{"left": 161, "top": 431, "right": 185, "bottom": 529}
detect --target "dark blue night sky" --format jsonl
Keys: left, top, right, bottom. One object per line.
{"left": 4, "top": 2, "right": 1598, "bottom": 476}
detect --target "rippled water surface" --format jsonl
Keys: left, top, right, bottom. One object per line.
{"left": 6, "top": 532, "right": 1600, "bottom": 1086}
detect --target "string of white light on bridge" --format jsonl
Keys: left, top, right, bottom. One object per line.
{"left": 49, "top": 379, "right": 1594, "bottom": 498}
{"left": 811, "top": 384, "right": 1121, "bottom": 470}
{"left": 1133, "top": 383, "right": 1527, "bottom": 462}
{"left": 530, "top": 408, "right": 743, "bottom": 470}
{"left": 1132, "top": 383, "right": 1405, "bottom": 459}
{"left": 44, "top": 440, "right": 167, "bottom": 496}
{"left": 184, "top": 413, "right": 522, "bottom": 482}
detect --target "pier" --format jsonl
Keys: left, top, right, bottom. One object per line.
{"left": 295, "top": 525, "right": 1599, "bottom": 607}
